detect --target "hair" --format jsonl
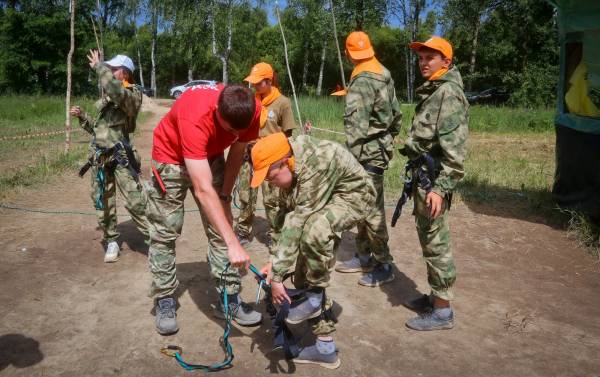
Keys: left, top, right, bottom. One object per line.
{"left": 122, "top": 67, "right": 135, "bottom": 84}
{"left": 218, "top": 84, "right": 256, "bottom": 130}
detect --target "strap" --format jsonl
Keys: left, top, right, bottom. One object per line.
{"left": 361, "top": 163, "right": 385, "bottom": 176}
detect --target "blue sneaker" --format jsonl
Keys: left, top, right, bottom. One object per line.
{"left": 155, "top": 297, "right": 179, "bottom": 335}
{"left": 285, "top": 290, "right": 323, "bottom": 325}
{"left": 406, "top": 308, "right": 455, "bottom": 331}
{"left": 358, "top": 263, "right": 395, "bottom": 287}
{"left": 294, "top": 339, "right": 340, "bottom": 369}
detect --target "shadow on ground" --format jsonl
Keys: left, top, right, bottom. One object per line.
{"left": 0, "top": 333, "right": 43, "bottom": 372}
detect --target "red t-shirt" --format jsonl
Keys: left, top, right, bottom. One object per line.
{"left": 152, "top": 84, "right": 260, "bottom": 164}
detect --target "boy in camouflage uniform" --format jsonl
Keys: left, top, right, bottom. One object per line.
{"left": 252, "top": 132, "right": 379, "bottom": 369}
{"left": 70, "top": 50, "right": 148, "bottom": 263}
{"left": 335, "top": 31, "right": 402, "bottom": 287}
{"left": 400, "top": 37, "right": 469, "bottom": 331}
{"left": 235, "top": 62, "right": 296, "bottom": 245}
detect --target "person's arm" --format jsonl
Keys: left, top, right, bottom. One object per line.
{"left": 69, "top": 106, "right": 94, "bottom": 134}
{"left": 222, "top": 141, "right": 246, "bottom": 197}
{"left": 343, "top": 77, "right": 375, "bottom": 159}
{"left": 184, "top": 157, "right": 250, "bottom": 269}
{"left": 432, "top": 93, "right": 469, "bottom": 197}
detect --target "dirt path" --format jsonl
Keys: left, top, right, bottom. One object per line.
{"left": 1, "top": 102, "right": 599, "bottom": 377}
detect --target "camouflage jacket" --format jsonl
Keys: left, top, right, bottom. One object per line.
{"left": 344, "top": 65, "right": 402, "bottom": 170}
{"left": 270, "top": 135, "right": 374, "bottom": 282}
{"left": 79, "top": 63, "right": 142, "bottom": 150}
{"left": 401, "top": 67, "right": 469, "bottom": 196}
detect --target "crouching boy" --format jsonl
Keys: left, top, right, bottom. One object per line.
{"left": 252, "top": 132, "right": 378, "bottom": 369}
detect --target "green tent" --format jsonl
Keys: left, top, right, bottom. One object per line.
{"left": 547, "top": 0, "right": 600, "bottom": 223}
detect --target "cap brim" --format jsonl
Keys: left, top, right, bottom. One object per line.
{"left": 244, "top": 74, "right": 264, "bottom": 84}
{"left": 347, "top": 47, "right": 374, "bottom": 60}
{"left": 409, "top": 42, "right": 426, "bottom": 51}
{"left": 330, "top": 89, "right": 347, "bottom": 96}
{"left": 250, "top": 166, "right": 269, "bottom": 188}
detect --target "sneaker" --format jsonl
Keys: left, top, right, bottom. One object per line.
{"left": 155, "top": 297, "right": 179, "bottom": 335}
{"left": 358, "top": 263, "right": 395, "bottom": 287}
{"left": 104, "top": 241, "right": 120, "bottom": 263}
{"left": 405, "top": 308, "right": 455, "bottom": 331}
{"left": 334, "top": 256, "right": 374, "bottom": 273}
{"left": 294, "top": 339, "right": 340, "bottom": 369}
{"left": 403, "top": 294, "right": 433, "bottom": 313}
{"left": 236, "top": 232, "right": 251, "bottom": 246}
{"left": 214, "top": 294, "right": 262, "bottom": 326}
{"left": 286, "top": 290, "right": 323, "bottom": 325}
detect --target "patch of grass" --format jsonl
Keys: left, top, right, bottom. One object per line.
{"left": 564, "top": 210, "right": 600, "bottom": 259}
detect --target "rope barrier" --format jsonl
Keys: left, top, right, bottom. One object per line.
{"left": 0, "top": 128, "right": 82, "bottom": 142}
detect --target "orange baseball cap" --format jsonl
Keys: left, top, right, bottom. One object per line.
{"left": 345, "top": 31, "right": 375, "bottom": 60}
{"left": 250, "top": 132, "right": 291, "bottom": 188}
{"left": 409, "top": 36, "right": 453, "bottom": 60}
{"left": 244, "top": 62, "right": 274, "bottom": 84}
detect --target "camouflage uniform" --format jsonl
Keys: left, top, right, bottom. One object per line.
{"left": 235, "top": 95, "right": 296, "bottom": 240}
{"left": 78, "top": 63, "right": 148, "bottom": 243}
{"left": 344, "top": 65, "right": 401, "bottom": 264}
{"left": 144, "top": 156, "right": 241, "bottom": 298}
{"left": 401, "top": 67, "right": 469, "bottom": 301}
{"left": 271, "top": 135, "right": 377, "bottom": 335}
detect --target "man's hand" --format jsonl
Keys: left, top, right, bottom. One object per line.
{"left": 69, "top": 106, "right": 82, "bottom": 119}
{"left": 87, "top": 49, "right": 100, "bottom": 69}
{"left": 270, "top": 281, "right": 290, "bottom": 305}
{"left": 426, "top": 191, "right": 444, "bottom": 219}
{"left": 227, "top": 243, "right": 250, "bottom": 269}
{"left": 259, "top": 262, "right": 273, "bottom": 283}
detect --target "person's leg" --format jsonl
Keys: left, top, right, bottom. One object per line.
{"left": 234, "top": 158, "right": 257, "bottom": 244}
{"left": 405, "top": 187, "right": 456, "bottom": 331}
{"left": 146, "top": 162, "right": 190, "bottom": 335}
{"left": 91, "top": 164, "right": 119, "bottom": 261}
{"left": 199, "top": 155, "right": 261, "bottom": 326}
{"left": 114, "top": 153, "right": 149, "bottom": 240}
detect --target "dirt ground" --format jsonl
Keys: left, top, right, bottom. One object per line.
{"left": 1, "top": 101, "right": 599, "bottom": 377}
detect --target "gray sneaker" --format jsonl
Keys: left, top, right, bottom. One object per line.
{"left": 358, "top": 263, "right": 395, "bottom": 287}
{"left": 294, "top": 340, "right": 340, "bottom": 369}
{"left": 403, "top": 294, "right": 433, "bottom": 312}
{"left": 406, "top": 308, "right": 455, "bottom": 331}
{"left": 155, "top": 297, "right": 179, "bottom": 335}
{"left": 214, "top": 294, "right": 262, "bottom": 326}
{"left": 335, "top": 256, "right": 374, "bottom": 273}
{"left": 286, "top": 290, "right": 323, "bottom": 325}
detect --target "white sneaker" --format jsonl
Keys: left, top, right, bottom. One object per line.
{"left": 104, "top": 241, "right": 120, "bottom": 263}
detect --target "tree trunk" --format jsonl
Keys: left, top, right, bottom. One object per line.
{"left": 95, "top": 0, "right": 104, "bottom": 60}
{"left": 301, "top": 42, "right": 309, "bottom": 92}
{"left": 150, "top": 3, "right": 158, "bottom": 95}
{"left": 136, "top": 46, "right": 145, "bottom": 87}
{"left": 187, "top": 45, "right": 193, "bottom": 82}
{"left": 329, "top": 0, "right": 346, "bottom": 88}
{"left": 276, "top": 3, "right": 302, "bottom": 129}
{"left": 405, "top": 49, "right": 411, "bottom": 102}
{"left": 211, "top": 0, "right": 233, "bottom": 84}
{"left": 65, "top": 0, "right": 76, "bottom": 154}
{"left": 316, "top": 40, "right": 327, "bottom": 96}
{"left": 468, "top": 18, "right": 481, "bottom": 92}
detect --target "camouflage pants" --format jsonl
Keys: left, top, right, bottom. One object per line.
{"left": 234, "top": 158, "right": 280, "bottom": 239}
{"left": 145, "top": 156, "right": 241, "bottom": 299}
{"left": 91, "top": 159, "right": 149, "bottom": 243}
{"left": 413, "top": 187, "right": 456, "bottom": 301}
{"left": 293, "top": 189, "right": 375, "bottom": 335}
{"left": 356, "top": 172, "right": 393, "bottom": 264}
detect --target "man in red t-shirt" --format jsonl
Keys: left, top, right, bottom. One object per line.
{"left": 146, "top": 84, "right": 262, "bottom": 335}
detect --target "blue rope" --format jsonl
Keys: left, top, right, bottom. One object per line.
{"left": 94, "top": 167, "right": 106, "bottom": 210}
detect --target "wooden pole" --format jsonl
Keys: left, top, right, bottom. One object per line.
{"left": 329, "top": 0, "right": 346, "bottom": 88}
{"left": 275, "top": 1, "right": 303, "bottom": 130}
{"left": 65, "top": 0, "right": 76, "bottom": 153}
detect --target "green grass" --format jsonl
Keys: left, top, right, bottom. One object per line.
{"left": 0, "top": 95, "right": 150, "bottom": 198}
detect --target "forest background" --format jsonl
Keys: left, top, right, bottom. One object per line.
{"left": 0, "top": 0, "right": 558, "bottom": 108}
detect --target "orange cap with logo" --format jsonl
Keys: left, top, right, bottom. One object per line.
{"left": 345, "top": 31, "right": 375, "bottom": 60}
{"left": 250, "top": 132, "right": 291, "bottom": 188}
{"left": 244, "top": 62, "right": 274, "bottom": 84}
{"left": 409, "top": 36, "right": 453, "bottom": 60}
